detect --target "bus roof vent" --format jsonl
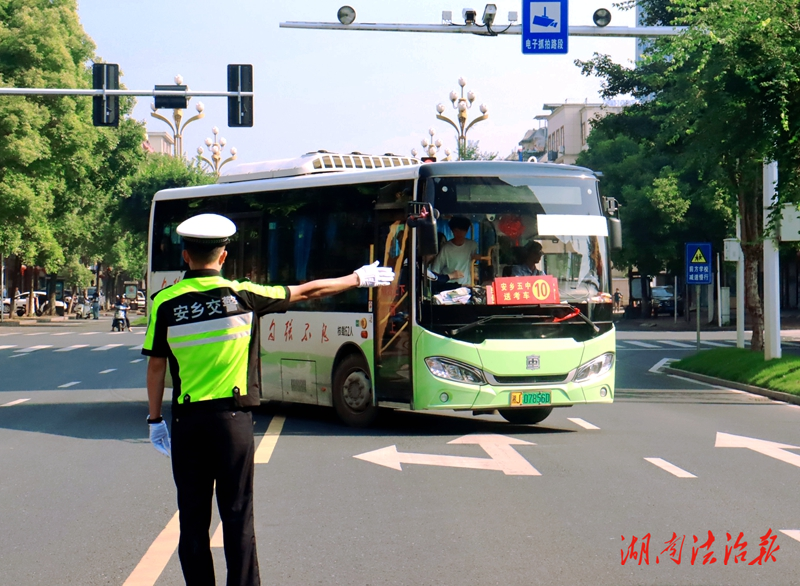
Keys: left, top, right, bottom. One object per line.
{"left": 218, "top": 151, "right": 420, "bottom": 183}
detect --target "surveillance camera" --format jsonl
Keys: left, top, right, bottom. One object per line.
{"left": 462, "top": 8, "right": 477, "bottom": 24}
{"left": 482, "top": 4, "right": 497, "bottom": 26}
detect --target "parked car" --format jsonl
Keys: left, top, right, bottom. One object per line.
{"left": 650, "top": 285, "right": 684, "bottom": 317}
{"left": 3, "top": 291, "right": 66, "bottom": 316}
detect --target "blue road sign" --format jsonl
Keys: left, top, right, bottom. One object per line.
{"left": 522, "top": 1, "right": 569, "bottom": 55}
{"left": 686, "top": 242, "right": 712, "bottom": 285}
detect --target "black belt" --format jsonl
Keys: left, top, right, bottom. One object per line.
{"left": 172, "top": 397, "right": 241, "bottom": 415}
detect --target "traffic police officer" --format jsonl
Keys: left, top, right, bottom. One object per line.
{"left": 143, "top": 213, "right": 394, "bottom": 586}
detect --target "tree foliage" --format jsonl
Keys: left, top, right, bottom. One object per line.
{"left": 576, "top": 0, "right": 800, "bottom": 350}
{"left": 459, "top": 140, "right": 498, "bottom": 161}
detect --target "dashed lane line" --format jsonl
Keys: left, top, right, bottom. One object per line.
{"left": 129, "top": 344, "right": 143, "bottom": 351}
{"left": 23, "top": 332, "right": 46, "bottom": 336}
{"left": 130, "top": 359, "right": 144, "bottom": 364}
{"left": 51, "top": 332, "right": 70, "bottom": 336}
{"left": 79, "top": 331, "right": 99, "bottom": 336}
{"left": 1, "top": 398, "right": 30, "bottom": 407}
{"left": 13, "top": 345, "right": 52, "bottom": 353}
{"left": 92, "top": 344, "right": 123, "bottom": 352}
{"left": 621, "top": 340, "right": 660, "bottom": 349}
{"left": 124, "top": 416, "right": 286, "bottom": 586}
{"left": 54, "top": 345, "right": 89, "bottom": 352}
{"left": 644, "top": 457, "right": 697, "bottom": 478}
{"left": 58, "top": 382, "right": 80, "bottom": 388}
{"left": 567, "top": 417, "right": 600, "bottom": 430}
{"left": 0, "top": 345, "right": 17, "bottom": 350}
{"left": 99, "top": 369, "right": 117, "bottom": 374}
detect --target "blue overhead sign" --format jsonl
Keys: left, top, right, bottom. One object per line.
{"left": 522, "top": 1, "right": 569, "bottom": 55}
{"left": 686, "top": 242, "right": 712, "bottom": 285}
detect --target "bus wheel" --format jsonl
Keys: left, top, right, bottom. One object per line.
{"left": 333, "top": 354, "right": 378, "bottom": 428}
{"left": 498, "top": 407, "right": 553, "bottom": 425}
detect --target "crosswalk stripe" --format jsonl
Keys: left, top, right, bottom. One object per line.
{"left": 1, "top": 398, "right": 30, "bottom": 407}
{"left": 92, "top": 344, "right": 123, "bottom": 352}
{"left": 567, "top": 417, "right": 600, "bottom": 430}
{"left": 700, "top": 341, "right": 731, "bottom": 347}
{"left": 54, "top": 345, "right": 89, "bottom": 352}
{"left": 644, "top": 457, "right": 697, "bottom": 478}
{"left": 58, "top": 381, "right": 80, "bottom": 388}
{"left": 622, "top": 340, "right": 660, "bottom": 348}
{"left": 13, "top": 345, "right": 52, "bottom": 353}
{"left": 659, "top": 340, "right": 695, "bottom": 348}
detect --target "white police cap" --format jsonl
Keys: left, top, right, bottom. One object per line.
{"left": 176, "top": 213, "right": 236, "bottom": 245}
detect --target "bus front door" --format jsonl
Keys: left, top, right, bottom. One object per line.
{"left": 374, "top": 209, "right": 412, "bottom": 404}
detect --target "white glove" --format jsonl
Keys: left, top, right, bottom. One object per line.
{"left": 354, "top": 261, "right": 395, "bottom": 287}
{"left": 149, "top": 420, "right": 171, "bottom": 457}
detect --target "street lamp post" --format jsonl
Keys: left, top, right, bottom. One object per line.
{"left": 435, "top": 77, "right": 488, "bottom": 159}
{"left": 150, "top": 75, "right": 205, "bottom": 157}
{"left": 411, "top": 128, "right": 454, "bottom": 161}
{"left": 196, "top": 126, "right": 238, "bottom": 175}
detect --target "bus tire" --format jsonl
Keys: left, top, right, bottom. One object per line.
{"left": 498, "top": 407, "right": 553, "bottom": 425}
{"left": 333, "top": 354, "right": 378, "bottom": 428}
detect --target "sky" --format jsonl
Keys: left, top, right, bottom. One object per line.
{"left": 76, "top": 0, "right": 636, "bottom": 166}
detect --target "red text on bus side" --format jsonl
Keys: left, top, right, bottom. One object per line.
{"left": 268, "top": 320, "right": 276, "bottom": 342}
{"left": 301, "top": 323, "right": 311, "bottom": 341}
{"left": 724, "top": 532, "right": 748, "bottom": 564}
{"left": 691, "top": 531, "right": 717, "bottom": 565}
{"left": 284, "top": 320, "right": 293, "bottom": 341}
{"left": 660, "top": 533, "right": 685, "bottom": 565}
{"left": 621, "top": 533, "right": 651, "bottom": 565}
{"left": 321, "top": 324, "right": 329, "bottom": 343}
{"left": 748, "top": 529, "right": 779, "bottom": 565}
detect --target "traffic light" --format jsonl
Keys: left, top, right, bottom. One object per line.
{"left": 92, "top": 63, "right": 119, "bottom": 127}
{"left": 154, "top": 85, "right": 188, "bottom": 110}
{"left": 227, "top": 64, "right": 253, "bottom": 127}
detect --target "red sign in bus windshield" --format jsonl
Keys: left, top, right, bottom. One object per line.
{"left": 487, "top": 276, "right": 560, "bottom": 305}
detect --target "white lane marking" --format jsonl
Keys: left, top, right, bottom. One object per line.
{"left": 649, "top": 358, "right": 677, "bottom": 374}
{"left": 716, "top": 432, "right": 800, "bottom": 469}
{"left": 23, "top": 332, "right": 46, "bottom": 336}
{"left": 51, "top": 332, "right": 70, "bottom": 336}
{"left": 13, "top": 345, "right": 53, "bottom": 353}
{"left": 0, "top": 333, "right": 12, "bottom": 336}
{"left": 666, "top": 374, "right": 735, "bottom": 390}
{"left": 130, "top": 359, "right": 144, "bottom": 364}
{"left": 700, "top": 340, "right": 731, "bottom": 347}
{"left": 92, "top": 344, "right": 123, "bottom": 352}
{"left": 58, "top": 381, "right": 80, "bottom": 388}
{"left": 644, "top": 457, "right": 697, "bottom": 478}
{"left": 79, "top": 331, "right": 99, "bottom": 336}
{"left": 54, "top": 345, "right": 89, "bottom": 352}
{"left": 623, "top": 340, "right": 660, "bottom": 349}
{"left": 780, "top": 530, "right": 800, "bottom": 543}
{"left": 129, "top": 344, "right": 143, "bottom": 351}
{"left": 134, "top": 330, "right": 146, "bottom": 335}
{"left": 567, "top": 417, "right": 600, "bottom": 430}
{"left": 109, "top": 331, "right": 126, "bottom": 335}
{"left": 99, "top": 369, "right": 117, "bottom": 374}
{"left": 659, "top": 340, "right": 696, "bottom": 348}
{"left": 121, "top": 510, "right": 180, "bottom": 586}
{"left": 1, "top": 398, "right": 30, "bottom": 407}
{"left": 254, "top": 415, "right": 286, "bottom": 464}
{"left": 210, "top": 521, "right": 224, "bottom": 548}
{"left": 0, "top": 345, "right": 17, "bottom": 350}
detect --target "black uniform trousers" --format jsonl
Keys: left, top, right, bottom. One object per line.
{"left": 171, "top": 407, "right": 260, "bottom": 586}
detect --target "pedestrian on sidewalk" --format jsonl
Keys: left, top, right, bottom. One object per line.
{"left": 91, "top": 296, "right": 100, "bottom": 320}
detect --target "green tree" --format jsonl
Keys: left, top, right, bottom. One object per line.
{"left": 576, "top": 0, "right": 800, "bottom": 350}
{"left": 459, "top": 140, "right": 497, "bottom": 161}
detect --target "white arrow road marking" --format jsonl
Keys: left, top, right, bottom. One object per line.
{"left": 622, "top": 340, "right": 660, "bottom": 349}
{"left": 354, "top": 434, "right": 539, "bottom": 476}
{"left": 644, "top": 457, "right": 697, "bottom": 478}
{"left": 58, "top": 381, "right": 80, "bottom": 388}
{"left": 92, "top": 344, "right": 123, "bottom": 351}
{"left": 648, "top": 358, "right": 678, "bottom": 374}
{"left": 567, "top": 417, "right": 600, "bottom": 430}
{"left": 780, "top": 530, "right": 800, "bottom": 543}
{"left": 716, "top": 432, "right": 800, "bottom": 469}
{"left": 54, "top": 345, "right": 89, "bottom": 352}
{"left": 1, "top": 398, "right": 30, "bottom": 407}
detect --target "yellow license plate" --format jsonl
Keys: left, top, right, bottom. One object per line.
{"left": 510, "top": 391, "right": 551, "bottom": 406}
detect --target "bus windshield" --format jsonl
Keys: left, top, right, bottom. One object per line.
{"left": 418, "top": 174, "right": 611, "bottom": 339}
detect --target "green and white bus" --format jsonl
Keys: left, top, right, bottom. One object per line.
{"left": 148, "top": 152, "right": 621, "bottom": 426}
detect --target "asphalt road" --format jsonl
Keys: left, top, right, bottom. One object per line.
{"left": 1, "top": 320, "right": 799, "bottom": 585}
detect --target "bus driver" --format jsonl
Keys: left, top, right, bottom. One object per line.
{"left": 430, "top": 216, "right": 478, "bottom": 287}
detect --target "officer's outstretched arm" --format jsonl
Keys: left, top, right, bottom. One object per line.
{"left": 288, "top": 262, "right": 394, "bottom": 303}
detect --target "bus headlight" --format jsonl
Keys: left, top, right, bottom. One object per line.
{"left": 574, "top": 353, "right": 615, "bottom": 383}
{"left": 425, "top": 357, "right": 485, "bottom": 384}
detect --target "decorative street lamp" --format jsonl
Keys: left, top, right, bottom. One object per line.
{"left": 150, "top": 74, "right": 205, "bottom": 158}
{"left": 196, "top": 126, "right": 238, "bottom": 175}
{"left": 435, "top": 77, "right": 488, "bottom": 159}
{"left": 411, "top": 127, "right": 454, "bottom": 161}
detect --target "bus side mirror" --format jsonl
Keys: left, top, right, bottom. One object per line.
{"left": 407, "top": 202, "right": 439, "bottom": 256}
{"left": 608, "top": 217, "right": 622, "bottom": 250}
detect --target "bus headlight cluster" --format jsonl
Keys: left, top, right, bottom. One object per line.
{"left": 425, "top": 357, "right": 485, "bottom": 384}
{"left": 574, "top": 353, "right": 615, "bottom": 383}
